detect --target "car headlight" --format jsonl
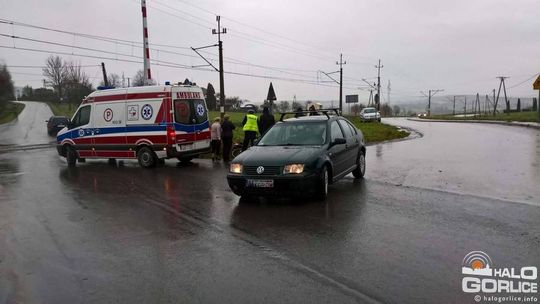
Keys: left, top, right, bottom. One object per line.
{"left": 283, "top": 164, "right": 304, "bottom": 174}
{"left": 229, "top": 163, "right": 243, "bottom": 174}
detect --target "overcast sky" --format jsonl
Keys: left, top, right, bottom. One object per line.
{"left": 1, "top": 0, "right": 539, "bottom": 105}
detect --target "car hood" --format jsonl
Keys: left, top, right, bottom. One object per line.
{"left": 234, "top": 145, "right": 322, "bottom": 166}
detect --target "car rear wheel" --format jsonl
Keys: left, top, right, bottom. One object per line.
{"left": 316, "top": 166, "right": 329, "bottom": 200}
{"left": 352, "top": 152, "right": 366, "bottom": 179}
{"left": 138, "top": 147, "right": 157, "bottom": 168}
{"left": 66, "top": 146, "right": 77, "bottom": 168}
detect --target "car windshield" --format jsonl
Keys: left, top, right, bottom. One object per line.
{"left": 364, "top": 108, "right": 377, "bottom": 113}
{"left": 258, "top": 122, "right": 327, "bottom": 146}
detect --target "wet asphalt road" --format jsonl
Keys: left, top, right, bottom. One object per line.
{"left": 0, "top": 104, "right": 539, "bottom": 304}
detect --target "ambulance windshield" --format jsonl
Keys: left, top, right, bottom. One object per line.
{"left": 174, "top": 99, "right": 207, "bottom": 125}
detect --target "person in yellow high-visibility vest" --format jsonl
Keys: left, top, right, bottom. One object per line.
{"left": 241, "top": 109, "right": 259, "bottom": 151}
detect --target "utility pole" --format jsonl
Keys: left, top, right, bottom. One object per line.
{"left": 101, "top": 62, "right": 109, "bottom": 87}
{"left": 127, "top": 77, "right": 131, "bottom": 87}
{"left": 375, "top": 59, "right": 383, "bottom": 111}
{"left": 453, "top": 96, "right": 456, "bottom": 116}
{"left": 464, "top": 96, "right": 467, "bottom": 116}
{"left": 319, "top": 56, "right": 344, "bottom": 112}
{"left": 420, "top": 89, "right": 444, "bottom": 117}
{"left": 141, "top": 0, "right": 152, "bottom": 86}
{"left": 474, "top": 93, "right": 480, "bottom": 116}
{"left": 337, "top": 54, "right": 346, "bottom": 113}
{"left": 213, "top": 16, "right": 227, "bottom": 119}
{"left": 494, "top": 76, "right": 509, "bottom": 115}
{"left": 387, "top": 80, "right": 391, "bottom": 108}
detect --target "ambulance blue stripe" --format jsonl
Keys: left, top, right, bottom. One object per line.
{"left": 57, "top": 121, "right": 209, "bottom": 141}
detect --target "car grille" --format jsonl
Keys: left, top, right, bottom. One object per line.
{"left": 244, "top": 166, "right": 281, "bottom": 176}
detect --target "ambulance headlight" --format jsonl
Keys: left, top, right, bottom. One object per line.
{"left": 229, "top": 163, "right": 243, "bottom": 174}
{"left": 283, "top": 164, "right": 304, "bottom": 174}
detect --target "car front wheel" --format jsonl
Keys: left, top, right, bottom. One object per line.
{"left": 316, "top": 166, "right": 329, "bottom": 200}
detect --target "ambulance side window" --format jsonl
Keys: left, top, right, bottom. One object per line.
{"left": 71, "top": 105, "right": 91, "bottom": 128}
{"left": 174, "top": 100, "right": 190, "bottom": 124}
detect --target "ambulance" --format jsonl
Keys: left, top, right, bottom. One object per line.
{"left": 56, "top": 83, "right": 211, "bottom": 168}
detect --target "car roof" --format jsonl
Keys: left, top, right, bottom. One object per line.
{"left": 282, "top": 115, "right": 341, "bottom": 123}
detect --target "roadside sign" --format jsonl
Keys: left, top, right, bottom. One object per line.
{"left": 345, "top": 95, "right": 358, "bottom": 103}
{"left": 533, "top": 75, "right": 540, "bottom": 90}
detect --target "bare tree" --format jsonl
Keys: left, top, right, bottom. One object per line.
{"left": 64, "top": 61, "right": 93, "bottom": 103}
{"left": 43, "top": 55, "right": 68, "bottom": 100}
{"left": 109, "top": 74, "right": 121, "bottom": 87}
{"left": 291, "top": 101, "right": 302, "bottom": 111}
{"left": 132, "top": 70, "right": 156, "bottom": 87}
{"left": 65, "top": 61, "right": 90, "bottom": 87}
{"left": 277, "top": 100, "right": 290, "bottom": 113}
{"left": 100, "top": 73, "right": 121, "bottom": 87}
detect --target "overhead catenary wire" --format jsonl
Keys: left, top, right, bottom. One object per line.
{"left": 0, "top": 18, "right": 329, "bottom": 81}
{"left": 0, "top": 44, "right": 359, "bottom": 89}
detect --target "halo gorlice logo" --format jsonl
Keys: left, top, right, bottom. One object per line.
{"left": 461, "top": 251, "right": 538, "bottom": 301}
{"left": 462, "top": 251, "right": 494, "bottom": 277}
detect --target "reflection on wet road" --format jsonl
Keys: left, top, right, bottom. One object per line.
{"left": 0, "top": 113, "right": 539, "bottom": 303}
{"left": 371, "top": 118, "right": 540, "bottom": 204}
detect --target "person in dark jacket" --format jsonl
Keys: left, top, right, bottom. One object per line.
{"left": 257, "top": 106, "right": 275, "bottom": 135}
{"left": 294, "top": 107, "right": 304, "bottom": 118}
{"left": 221, "top": 114, "right": 235, "bottom": 162}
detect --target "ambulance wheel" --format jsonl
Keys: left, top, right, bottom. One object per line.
{"left": 137, "top": 147, "right": 157, "bottom": 168}
{"left": 66, "top": 146, "right": 77, "bottom": 168}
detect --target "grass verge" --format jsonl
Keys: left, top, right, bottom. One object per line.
{"left": 428, "top": 111, "right": 539, "bottom": 123}
{"left": 209, "top": 111, "right": 410, "bottom": 144}
{"left": 0, "top": 101, "right": 25, "bottom": 124}
{"left": 47, "top": 102, "right": 77, "bottom": 117}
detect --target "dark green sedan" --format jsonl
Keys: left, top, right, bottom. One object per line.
{"left": 227, "top": 112, "right": 366, "bottom": 200}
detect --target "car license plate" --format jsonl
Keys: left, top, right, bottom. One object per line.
{"left": 246, "top": 179, "right": 274, "bottom": 188}
{"left": 178, "top": 143, "right": 193, "bottom": 151}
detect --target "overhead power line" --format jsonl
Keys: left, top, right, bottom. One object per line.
{"left": 0, "top": 18, "right": 328, "bottom": 80}
{"left": 507, "top": 73, "right": 540, "bottom": 89}
{"left": 0, "top": 44, "right": 358, "bottom": 89}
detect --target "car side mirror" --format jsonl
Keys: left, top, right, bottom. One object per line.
{"left": 330, "top": 138, "right": 346, "bottom": 147}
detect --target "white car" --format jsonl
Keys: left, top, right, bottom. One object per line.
{"left": 359, "top": 107, "right": 381, "bottom": 122}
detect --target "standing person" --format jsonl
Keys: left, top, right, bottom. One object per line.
{"left": 294, "top": 107, "right": 304, "bottom": 118}
{"left": 309, "top": 104, "right": 319, "bottom": 116}
{"left": 210, "top": 117, "right": 222, "bottom": 161}
{"left": 241, "top": 109, "right": 258, "bottom": 151}
{"left": 221, "top": 114, "right": 235, "bottom": 162}
{"left": 257, "top": 106, "right": 275, "bottom": 135}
